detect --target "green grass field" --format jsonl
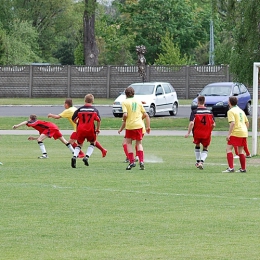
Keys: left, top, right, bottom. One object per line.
{"left": 0, "top": 134, "right": 259, "bottom": 259}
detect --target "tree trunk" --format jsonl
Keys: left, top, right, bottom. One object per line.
{"left": 83, "top": 0, "right": 98, "bottom": 66}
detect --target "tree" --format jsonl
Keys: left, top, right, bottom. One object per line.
{"left": 0, "top": 20, "right": 41, "bottom": 65}
{"left": 95, "top": 4, "right": 134, "bottom": 65}
{"left": 155, "top": 31, "right": 188, "bottom": 65}
{"left": 83, "top": 0, "right": 99, "bottom": 65}
{"left": 116, "top": 0, "right": 211, "bottom": 64}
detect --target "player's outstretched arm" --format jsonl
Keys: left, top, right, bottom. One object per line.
{"left": 48, "top": 113, "right": 61, "bottom": 119}
{"left": 12, "top": 121, "right": 28, "bottom": 129}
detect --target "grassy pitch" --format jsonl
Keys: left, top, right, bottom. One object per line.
{"left": 0, "top": 135, "right": 259, "bottom": 259}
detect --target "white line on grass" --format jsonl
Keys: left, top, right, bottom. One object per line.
{"left": 4, "top": 183, "right": 259, "bottom": 201}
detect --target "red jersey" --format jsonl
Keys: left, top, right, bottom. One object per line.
{"left": 190, "top": 107, "right": 214, "bottom": 139}
{"left": 26, "top": 120, "right": 59, "bottom": 134}
{"left": 72, "top": 104, "right": 100, "bottom": 133}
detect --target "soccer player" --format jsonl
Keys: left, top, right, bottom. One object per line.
{"left": 118, "top": 118, "right": 146, "bottom": 163}
{"left": 48, "top": 98, "right": 85, "bottom": 158}
{"left": 12, "top": 114, "right": 74, "bottom": 158}
{"left": 185, "top": 96, "right": 215, "bottom": 169}
{"left": 70, "top": 94, "right": 107, "bottom": 168}
{"left": 121, "top": 86, "right": 151, "bottom": 170}
{"left": 222, "top": 96, "right": 249, "bottom": 173}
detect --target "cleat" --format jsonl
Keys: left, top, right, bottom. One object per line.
{"left": 222, "top": 167, "right": 234, "bottom": 173}
{"left": 82, "top": 157, "right": 89, "bottom": 166}
{"left": 246, "top": 154, "right": 252, "bottom": 158}
{"left": 102, "top": 149, "right": 107, "bottom": 158}
{"left": 124, "top": 158, "right": 130, "bottom": 163}
{"left": 0, "top": 162, "right": 3, "bottom": 165}
{"left": 135, "top": 156, "right": 139, "bottom": 162}
{"left": 233, "top": 155, "right": 239, "bottom": 159}
{"left": 195, "top": 162, "right": 200, "bottom": 168}
{"left": 140, "top": 162, "right": 145, "bottom": 170}
{"left": 197, "top": 162, "right": 203, "bottom": 170}
{"left": 235, "top": 168, "right": 247, "bottom": 173}
{"left": 71, "top": 157, "right": 76, "bottom": 168}
{"left": 38, "top": 155, "right": 48, "bottom": 159}
{"left": 126, "top": 162, "right": 136, "bottom": 170}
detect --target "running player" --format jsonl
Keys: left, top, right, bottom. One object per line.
{"left": 185, "top": 95, "right": 215, "bottom": 169}
{"left": 70, "top": 94, "right": 107, "bottom": 168}
{"left": 12, "top": 114, "right": 74, "bottom": 158}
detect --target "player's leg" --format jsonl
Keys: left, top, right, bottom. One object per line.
{"left": 71, "top": 141, "right": 83, "bottom": 168}
{"left": 82, "top": 142, "right": 95, "bottom": 167}
{"left": 122, "top": 137, "right": 129, "bottom": 162}
{"left": 70, "top": 132, "right": 85, "bottom": 158}
{"left": 222, "top": 144, "right": 235, "bottom": 172}
{"left": 95, "top": 140, "right": 107, "bottom": 157}
{"left": 237, "top": 146, "right": 246, "bottom": 172}
{"left": 37, "top": 134, "right": 48, "bottom": 159}
{"left": 243, "top": 139, "right": 251, "bottom": 158}
{"left": 58, "top": 136, "right": 74, "bottom": 153}
{"left": 136, "top": 140, "right": 145, "bottom": 170}
{"left": 194, "top": 144, "right": 201, "bottom": 168}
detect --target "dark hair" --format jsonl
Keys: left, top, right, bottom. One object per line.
{"left": 65, "top": 98, "right": 73, "bottom": 107}
{"left": 229, "top": 96, "right": 238, "bottom": 106}
{"left": 197, "top": 95, "right": 205, "bottom": 105}
{"left": 125, "top": 86, "right": 135, "bottom": 98}
{"left": 30, "top": 114, "right": 37, "bottom": 121}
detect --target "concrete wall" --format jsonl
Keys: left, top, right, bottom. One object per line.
{"left": 0, "top": 64, "right": 240, "bottom": 99}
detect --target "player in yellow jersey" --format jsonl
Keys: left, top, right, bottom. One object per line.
{"left": 222, "top": 96, "right": 249, "bottom": 173}
{"left": 48, "top": 98, "right": 107, "bottom": 158}
{"left": 121, "top": 86, "right": 150, "bottom": 170}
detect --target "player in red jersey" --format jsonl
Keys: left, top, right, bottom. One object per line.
{"left": 70, "top": 94, "right": 107, "bottom": 168}
{"left": 185, "top": 96, "right": 215, "bottom": 169}
{"left": 12, "top": 114, "right": 74, "bottom": 158}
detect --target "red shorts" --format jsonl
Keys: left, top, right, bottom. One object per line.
{"left": 228, "top": 136, "right": 247, "bottom": 147}
{"left": 70, "top": 131, "right": 77, "bottom": 140}
{"left": 193, "top": 136, "right": 211, "bottom": 147}
{"left": 43, "top": 129, "right": 62, "bottom": 140}
{"left": 125, "top": 128, "right": 143, "bottom": 141}
{"left": 77, "top": 130, "right": 97, "bottom": 144}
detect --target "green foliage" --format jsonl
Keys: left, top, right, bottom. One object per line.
{"left": 116, "top": 0, "right": 211, "bottom": 64}
{"left": 2, "top": 20, "right": 41, "bottom": 64}
{"left": 0, "top": 135, "right": 259, "bottom": 259}
{"left": 155, "top": 31, "right": 188, "bottom": 65}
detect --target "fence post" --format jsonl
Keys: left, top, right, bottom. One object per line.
{"left": 226, "top": 65, "right": 230, "bottom": 81}
{"left": 67, "top": 65, "right": 71, "bottom": 97}
{"left": 29, "top": 65, "right": 33, "bottom": 98}
{"left": 185, "top": 65, "right": 189, "bottom": 99}
{"left": 106, "top": 65, "right": 111, "bottom": 98}
{"left": 146, "top": 65, "right": 150, "bottom": 82}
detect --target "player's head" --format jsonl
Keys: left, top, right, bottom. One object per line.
{"left": 29, "top": 114, "right": 37, "bottom": 121}
{"left": 197, "top": 95, "right": 205, "bottom": 105}
{"left": 64, "top": 98, "right": 73, "bottom": 108}
{"left": 85, "top": 94, "right": 94, "bottom": 104}
{"left": 229, "top": 96, "right": 238, "bottom": 106}
{"left": 125, "top": 86, "right": 135, "bottom": 98}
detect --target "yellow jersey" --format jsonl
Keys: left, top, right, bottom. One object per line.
{"left": 227, "top": 106, "right": 248, "bottom": 137}
{"left": 59, "top": 106, "right": 77, "bottom": 131}
{"left": 122, "top": 97, "right": 146, "bottom": 130}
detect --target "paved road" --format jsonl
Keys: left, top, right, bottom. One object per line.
{"left": 0, "top": 105, "right": 191, "bottom": 118}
